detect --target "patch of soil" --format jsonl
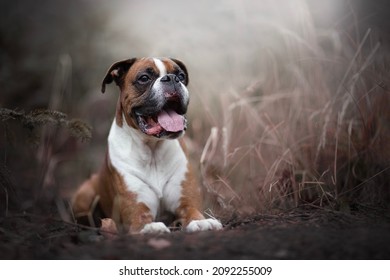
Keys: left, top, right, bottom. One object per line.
{"left": 1, "top": 207, "right": 389, "bottom": 259}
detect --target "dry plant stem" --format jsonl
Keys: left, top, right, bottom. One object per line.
{"left": 199, "top": 21, "right": 389, "bottom": 214}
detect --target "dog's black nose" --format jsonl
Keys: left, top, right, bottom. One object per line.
{"left": 160, "top": 74, "right": 180, "bottom": 83}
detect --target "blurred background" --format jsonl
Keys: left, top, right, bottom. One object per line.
{"left": 1, "top": 0, "right": 389, "bottom": 220}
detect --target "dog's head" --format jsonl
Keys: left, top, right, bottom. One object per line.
{"left": 102, "top": 57, "right": 189, "bottom": 139}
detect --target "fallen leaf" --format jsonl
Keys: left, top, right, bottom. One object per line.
{"left": 147, "top": 238, "right": 172, "bottom": 250}
{"left": 100, "top": 218, "right": 118, "bottom": 239}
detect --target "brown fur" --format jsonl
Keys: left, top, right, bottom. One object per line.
{"left": 72, "top": 152, "right": 157, "bottom": 233}
{"left": 175, "top": 139, "right": 205, "bottom": 226}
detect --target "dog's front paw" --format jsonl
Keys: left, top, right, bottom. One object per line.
{"left": 140, "top": 222, "right": 171, "bottom": 234}
{"left": 185, "top": 218, "right": 223, "bottom": 232}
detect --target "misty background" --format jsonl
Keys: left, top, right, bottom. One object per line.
{"left": 2, "top": 0, "right": 389, "bottom": 109}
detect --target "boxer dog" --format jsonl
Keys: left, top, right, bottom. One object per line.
{"left": 72, "top": 57, "right": 222, "bottom": 234}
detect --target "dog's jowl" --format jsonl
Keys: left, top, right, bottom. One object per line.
{"left": 72, "top": 57, "right": 222, "bottom": 234}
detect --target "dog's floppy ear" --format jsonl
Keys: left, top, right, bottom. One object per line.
{"left": 101, "top": 58, "right": 137, "bottom": 93}
{"left": 171, "top": 58, "right": 189, "bottom": 86}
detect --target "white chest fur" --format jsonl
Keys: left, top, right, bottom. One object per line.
{"left": 108, "top": 120, "right": 188, "bottom": 218}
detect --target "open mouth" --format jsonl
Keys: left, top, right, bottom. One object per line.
{"left": 134, "top": 104, "right": 187, "bottom": 138}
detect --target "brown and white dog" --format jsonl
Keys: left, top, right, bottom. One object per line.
{"left": 72, "top": 57, "right": 222, "bottom": 234}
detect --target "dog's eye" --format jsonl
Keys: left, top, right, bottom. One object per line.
{"left": 178, "top": 73, "right": 186, "bottom": 82}
{"left": 138, "top": 75, "right": 151, "bottom": 83}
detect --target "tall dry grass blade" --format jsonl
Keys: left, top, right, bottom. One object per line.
{"left": 315, "top": 101, "right": 332, "bottom": 163}
{"left": 200, "top": 127, "right": 219, "bottom": 165}
{"left": 336, "top": 28, "right": 371, "bottom": 96}
{"left": 222, "top": 126, "right": 229, "bottom": 168}
{"left": 339, "top": 166, "right": 390, "bottom": 197}
{"left": 266, "top": 148, "right": 291, "bottom": 192}
{"left": 50, "top": 54, "right": 73, "bottom": 111}
{"left": 216, "top": 175, "right": 241, "bottom": 202}
{"left": 225, "top": 146, "right": 253, "bottom": 179}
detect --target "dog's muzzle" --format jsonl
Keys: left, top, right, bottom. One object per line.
{"left": 133, "top": 74, "right": 189, "bottom": 139}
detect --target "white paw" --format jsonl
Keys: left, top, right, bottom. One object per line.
{"left": 140, "top": 222, "right": 171, "bottom": 234}
{"left": 185, "top": 218, "right": 223, "bottom": 232}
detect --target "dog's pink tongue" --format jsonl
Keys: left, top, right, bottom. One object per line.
{"left": 157, "top": 109, "right": 184, "bottom": 132}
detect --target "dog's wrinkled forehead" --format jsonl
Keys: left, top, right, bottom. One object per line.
{"left": 128, "top": 58, "right": 175, "bottom": 79}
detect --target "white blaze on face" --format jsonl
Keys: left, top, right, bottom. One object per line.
{"left": 153, "top": 58, "right": 167, "bottom": 77}
{"left": 150, "top": 57, "right": 188, "bottom": 134}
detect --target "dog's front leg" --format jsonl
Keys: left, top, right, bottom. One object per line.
{"left": 173, "top": 170, "right": 223, "bottom": 232}
{"left": 117, "top": 193, "right": 171, "bottom": 234}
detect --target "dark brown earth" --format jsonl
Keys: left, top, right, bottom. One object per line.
{"left": 1, "top": 207, "right": 389, "bottom": 260}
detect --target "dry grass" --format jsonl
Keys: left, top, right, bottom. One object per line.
{"left": 0, "top": 108, "right": 92, "bottom": 144}
{"left": 195, "top": 25, "right": 390, "bottom": 219}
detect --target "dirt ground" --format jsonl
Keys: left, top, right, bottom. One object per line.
{"left": 1, "top": 206, "right": 389, "bottom": 260}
